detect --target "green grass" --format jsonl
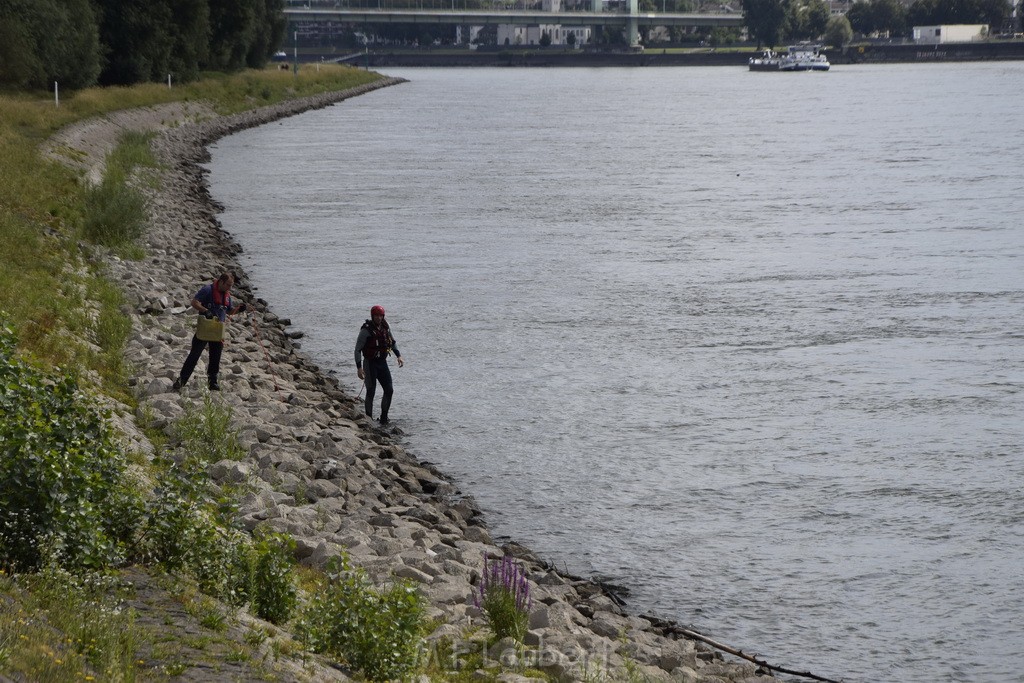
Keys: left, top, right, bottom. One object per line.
{"left": 0, "top": 65, "right": 382, "bottom": 677}
{"left": 0, "top": 569, "right": 144, "bottom": 683}
{"left": 0, "top": 64, "right": 382, "bottom": 373}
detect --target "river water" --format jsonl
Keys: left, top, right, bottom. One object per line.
{"left": 205, "top": 64, "right": 1024, "bottom": 682}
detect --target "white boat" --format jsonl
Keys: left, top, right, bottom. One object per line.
{"left": 748, "top": 49, "right": 780, "bottom": 71}
{"left": 750, "top": 44, "right": 830, "bottom": 71}
{"left": 778, "top": 44, "right": 830, "bottom": 71}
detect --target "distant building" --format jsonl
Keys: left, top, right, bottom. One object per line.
{"left": 912, "top": 24, "right": 989, "bottom": 44}
{"left": 497, "top": 0, "right": 592, "bottom": 46}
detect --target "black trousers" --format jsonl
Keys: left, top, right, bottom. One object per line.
{"left": 179, "top": 335, "right": 223, "bottom": 386}
{"left": 364, "top": 357, "right": 394, "bottom": 419}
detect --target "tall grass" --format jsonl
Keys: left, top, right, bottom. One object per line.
{"left": 0, "top": 569, "right": 143, "bottom": 683}
{"left": 0, "top": 64, "right": 382, "bottom": 371}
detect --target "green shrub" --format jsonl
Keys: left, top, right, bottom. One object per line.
{"left": 251, "top": 531, "right": 298, "bottom": 624}
{"left": 0, "top": 319, "right": 142, "bottom": 572}
{"left": 136, "top": 452, "right": 252, "bottom": 605}
{"left": 299, "top": 556, "right": 427, "bottom": 681}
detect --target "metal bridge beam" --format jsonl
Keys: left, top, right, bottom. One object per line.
{"left": 283, "top": 7, "right": 743, "bottom": 28}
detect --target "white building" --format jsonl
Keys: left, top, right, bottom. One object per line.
{"left": 497, "top": 0, "right": 591, "bottom": 46}
{"left": 912, "top": 24, "right": 988, "bottom": 43}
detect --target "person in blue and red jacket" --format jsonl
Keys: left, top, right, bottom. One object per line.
{"left": 354, "top": 305, "right": 404, "bottom": 424}
{"left": 173, "top": 272, "right": 246, "bottom": 392}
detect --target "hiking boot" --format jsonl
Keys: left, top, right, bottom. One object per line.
{"left": 209, "top": 380, "right": 220, "bottom": 391}
{"left": 378, "top": 415, "right": 389, "bottom": 425}
{"left": 172, "top": 378, "right": 182, "bottom": 392}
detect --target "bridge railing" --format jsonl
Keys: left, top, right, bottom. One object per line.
{"left": 284, "top": 0, "right": 698, "bottom": 13}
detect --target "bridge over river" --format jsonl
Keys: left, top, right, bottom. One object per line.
{"left": 284, "top": 4, "right": 743, "bottom": 48}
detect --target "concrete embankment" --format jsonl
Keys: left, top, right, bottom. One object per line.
{"left": 60, "top": 77, "right": 786, "bottom": 682}
{"left": 315, "top": 40, "right": 1024, "bottom": 68}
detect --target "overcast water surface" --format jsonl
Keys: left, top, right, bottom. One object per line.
{"left": 206, "top": 64, "right": 1024, "bottom": 682}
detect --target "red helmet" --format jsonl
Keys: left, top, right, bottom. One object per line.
{"left": 370, "top": 305, "right": 385, "bottom": 317}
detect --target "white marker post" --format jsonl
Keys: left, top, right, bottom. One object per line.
{"left": 168, "top": 73, "right": 172, "bottom": 89}
{"left": 54, "top": 81, "right": 59, "bottom": 108}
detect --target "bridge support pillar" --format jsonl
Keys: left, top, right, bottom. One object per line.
{"left": 627, "top": 0, "right": 639, "bottom": 47}
{"left": 590, "top": 0, "right": 602, "bottom": 45}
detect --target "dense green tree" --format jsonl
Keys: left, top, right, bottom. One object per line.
{"left": 741, "top": 0, "right": 789, "bottom": 48}
{"left": 95, "top": 0, "right": 173, "bottom": 85}
{"left": 824, "top": 14, "right": 853, "bottom": 45}
{"left": 847, "top": 0, "right": 906, "bottom": 36}
{"left": 871, "top": 0, "right": 907, "bottom": 35}
{"left": 907, "top": 0, "right": 1007, "bottom": 26}
{"left": 0, "top": 0, "right": 101, "bottom": 90}
{"left": 974, "top": 0, "right": 1011, "bottom": 29}
{"left": 907, "top": 0, "right": 938, "bottom": 25}
{"left": 846, "top": 0, "right": 874, "bottom": 33}
{"left": 246, "top": 0, "right": 287, "bottom": 69}
{"left": 206, "top": 0, "right": 283, "bottom": 71}
{"left": 784, "top": 0, "right": 830, "bottom": 39}
{"left": 167, "top": 0, "right": 211, "bottom": 82}
{"left": 0, "top": 3, "right": 43, "bottom": 88}
{"left": 3, "top": 0, "right": 286, "bottom": 88}
{"left": 709, "top": 26, "right": 741, "bottom": 44}
{"left": 804, "top": 0, "right": 831, "bottom": 36}
{"left": 207, "top": 0, "right": 258, "bottom": 70}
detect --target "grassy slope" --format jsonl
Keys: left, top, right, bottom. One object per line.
{"left": 0, "top": 65, "right": 381, "bottom": 372}
{"left": 0, "top": 65, "right": 383, "bottom": 683}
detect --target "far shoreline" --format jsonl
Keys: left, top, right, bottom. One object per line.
{"left": 296, "top": 39, "right": 1024, "bottom": 67}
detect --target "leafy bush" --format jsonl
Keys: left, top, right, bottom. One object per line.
{"left": 299, "top": 556, "right": 427, "bottom": 681}
{"left": 137, "top": 448, "right": 256, "bottom": 606}
{"left": 476, "top": 554, "right": 531, "bottom": 642}
{"left": 0, "top": 320, "right": 142, "bottom": 572}
{"left": 251, "top": 531, "right": 298, "bottom": 624}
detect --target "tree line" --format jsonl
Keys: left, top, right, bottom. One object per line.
{"left": 0, "top": 0, "right": 287, "bottom": 91}
{"left": 845, "top": 0, "right": 1012, "bottom": 37}
{"left": 742, "top": 0, "right": 1017, "bottom": 48}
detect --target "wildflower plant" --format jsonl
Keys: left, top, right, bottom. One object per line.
{"left": 476, "top": 554, "right": 531, "bottom": 642}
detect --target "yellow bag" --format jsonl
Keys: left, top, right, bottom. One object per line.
{"left": 196, "top": 316, "right": 225, "bottom": 342}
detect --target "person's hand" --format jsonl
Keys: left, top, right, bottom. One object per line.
{"left": 357, "top": 367, "right": 365, "bottom": 380}
{"left": 236, "top": 303, "right": 247, "bottom": 313}
{"left": 397, "top": 357, "right": 404, "bottom": 368}
{"left": 203, "top": 311, "right": 214, "bottom": 319}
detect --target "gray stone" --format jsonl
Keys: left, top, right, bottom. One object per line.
{"left": 589, "top": 612, "right": 628, "bottom": 639}
{"left": 394, "top": 565, "right": 433, "bottom": 584}
{"left": 208, "top": 459, "right": 251, "bottom": 484}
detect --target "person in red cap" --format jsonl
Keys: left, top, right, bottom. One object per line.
{"left": 354, "top": 305, "right": 404, "bottom": 424}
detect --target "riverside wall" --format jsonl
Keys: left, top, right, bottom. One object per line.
{"left": 63, "top": 78, "right": 804, "bottom": 682}
{"left": 313, "top": 40, "right": 1024, "bottom": 68}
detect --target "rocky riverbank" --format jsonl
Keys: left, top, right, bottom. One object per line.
{"left": 61, "top": 77, "right": 783, "bottom": 682}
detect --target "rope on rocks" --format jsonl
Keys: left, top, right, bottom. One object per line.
{"left": 675, "top": 626, "right": 843, "bottom": 683}
{"left": 246, "top": 313, "right": 281, "bottom": 393}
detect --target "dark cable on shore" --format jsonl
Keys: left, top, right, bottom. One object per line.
{"left": 678, "top": 627, "right": 843, "bottom": 683}
{"left": 245, "top": 312, "right": 281, "bottom": 393}
{"left": 642, "top": 615, "right": 844, "bottom": 683}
